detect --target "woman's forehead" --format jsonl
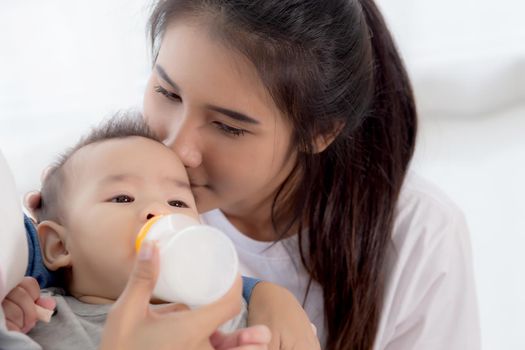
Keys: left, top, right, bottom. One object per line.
{"left": 156, "top": 23, "right": 282, "bottom": 124}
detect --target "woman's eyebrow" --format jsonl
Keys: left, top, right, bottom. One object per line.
{"left": 156, "top": 64, "right": 180, "bottom": 91}
{"left": 206, "top": 105, "right": 260, "bottom": 125}
{"left": 155, "top": 64, "right": 260, "bottom": 125}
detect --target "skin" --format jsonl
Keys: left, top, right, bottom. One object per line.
{"left": 142, "top": 21, "right": 321, "bottom": 349}
{"left": 100, "top": 241, "right": 272, "bottom": 350}
{"left": 34, "top": 136, "right": 313, "bottom": 349}
{"left": 5, "top": 136, "right": 274, "bottom": 349}
{"left": 143, "top": 22, "right": 298, "bottom": 241}
{"left": 3, "top": 20, "right": 321, "bottom": 350}
{"left": 38, "top": 136, "right": 200, "bottom": 303}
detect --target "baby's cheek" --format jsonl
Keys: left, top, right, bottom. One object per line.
{"left": 112, "top": 258, "right": 135, "bottom": 296}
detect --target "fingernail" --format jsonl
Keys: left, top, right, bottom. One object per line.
{"left": 139, "top": 240, "right": 154, "bottom": 260}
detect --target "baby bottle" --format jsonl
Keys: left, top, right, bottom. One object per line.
{"left": 134, "top": 213, "right": 238, "bottom": 307}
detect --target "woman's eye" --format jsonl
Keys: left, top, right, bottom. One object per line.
{"left": 111, "top": 195, "right": 135, "bottom": 203}
{"left": 168, "top": 200, "right": 189, "bottom": 208}
{"left": 212, "top": 121, "right": 246, "bottom": 137}
{"left": 154, "top": 85, "right": 182, "bottom": 103}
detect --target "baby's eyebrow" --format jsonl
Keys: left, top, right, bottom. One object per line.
{"left": 99, "top": 174, "right": 190, "bottom": 190}
{"left": 100, "top": 173, "right": 140, "bottom": 185}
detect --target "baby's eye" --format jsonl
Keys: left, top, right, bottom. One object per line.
{"left": 111, "top": 195, "right": 135, "bottom": 203}
{"left": 168, "top": 200, "right": 189, "bottom": 208}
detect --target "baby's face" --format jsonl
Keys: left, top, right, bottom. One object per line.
{"left": 60, "top": 136, "right": 198, "bottom": 302}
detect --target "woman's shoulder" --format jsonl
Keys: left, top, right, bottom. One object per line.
{"left": 398, "top": 171, "right": 463, "bottom": 216}
{"left": 377, "top": 172, "right": 480, "bottom": 349}
{"left": 392, "top": 171, "right": 468, "bottom": 253}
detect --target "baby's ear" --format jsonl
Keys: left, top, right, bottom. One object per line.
{"left": 37, "top": 220, "right": 72, "bottom": 271}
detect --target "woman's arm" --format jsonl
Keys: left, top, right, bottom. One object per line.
{"left": 100, "top": 241, "right": 271, "bottom": 350}
{"left": 248, "top": 282, "right": 320, "bottom": 350}
{"left": 0, "top": 150, "right": 28, "bottom": 300}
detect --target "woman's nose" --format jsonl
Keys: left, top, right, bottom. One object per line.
{"left": 164, "top": 118, "right": 203, "bottom": 168}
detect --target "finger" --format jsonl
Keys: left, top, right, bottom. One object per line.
{"left": 24, "top": 191, "right": 42, "bottom": 217}
{"left": 151, "top": 302, "right": 189, "bottom": 316}
{"left": 40, "top": 166, "right": 53, "bottom": 183}
{"left": 19, "top": 277, "right": 41, "bottom": 302}
{"left": 5, "top": 319, "right": 22, "bottom": 333}
{"left": 210, "top": 330, "right": 231, "bottom": 349}
{"left": 2, "top": 299, "right": 24, "bottom": 329}
{"left": 113, "top": 241, "right": 159, "bottom": 319}
{"left": 182, "top": 274, "right": 243, "bottom": 335}
{"left": 210, "top": 325, "right": 271, "bottom": 349}
{"left": 237, "top": 325, "right": 271, "bottom": 346}
{"left": 6, "top": 286, "right": 38, "bottom": 330}
{"left": 36, "top": 297, "right": 56, "bottom": 311}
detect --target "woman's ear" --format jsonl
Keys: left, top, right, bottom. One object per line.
{"left": 37, "top": 220, "right": 72, "bottom": 271}
{"left": 312, "top": 121, "right": 345, "bottom": 154}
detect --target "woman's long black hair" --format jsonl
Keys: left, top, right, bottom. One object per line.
{"left": 149, "top": 1, "right": 417, "bottom": 348}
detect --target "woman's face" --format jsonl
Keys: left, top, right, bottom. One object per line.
{"left": 143, "top": 22, "right": 297, "bottom": 216}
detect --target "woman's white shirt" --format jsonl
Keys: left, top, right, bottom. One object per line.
{"left": 201, "top": 172, "right": 481, "bottom": 349}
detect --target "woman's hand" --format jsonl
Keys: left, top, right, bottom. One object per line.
{"left": 23, "top": 166, "right": 52, "bottom": 222}
{"left": 209, "top": 326, "right": 272, "bottom": 350}
{"left": 248, "top": 282, "right": 320, "bottom": 350}
{"left": 100, "top": 241, "right": 271, "bottom": 350}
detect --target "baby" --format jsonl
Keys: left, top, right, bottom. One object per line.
{"left": 5, "top": 114, "right": 247, "bottom": 349}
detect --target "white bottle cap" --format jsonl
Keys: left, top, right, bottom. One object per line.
{"left": 137, "top": 214, "right": 238, "bottom": 307}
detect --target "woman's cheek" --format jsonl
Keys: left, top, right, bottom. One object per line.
{"left": 143, "top": 97, "right": 169, "bottom": 140}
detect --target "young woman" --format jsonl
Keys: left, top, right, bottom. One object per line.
{"left": 10, "top": 0, "right": 480, "bottom": 349}
{"left": 141, "top": 0, "right": 480, "bottom": 349}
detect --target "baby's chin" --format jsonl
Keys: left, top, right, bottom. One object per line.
{"left": 73, "top": 291, "right": 168, "bottom": 305}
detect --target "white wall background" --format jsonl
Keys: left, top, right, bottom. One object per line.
{"left": 1, "top": 1, "right": 524, "bottom": 348}
{"left": 376, "top": 1, "right": 525, "bottom": 349}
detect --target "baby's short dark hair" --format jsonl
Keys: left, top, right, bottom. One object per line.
{"left": 37, "top": 111, "right": 160, "bottom": 223}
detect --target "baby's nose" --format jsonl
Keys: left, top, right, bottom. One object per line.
{"left": 141, "top": 203, "right": 169, "bottom": 222}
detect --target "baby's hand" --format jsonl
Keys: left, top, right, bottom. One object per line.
{"left": 1, "top": 277, "right": 56, "bottom": 333}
